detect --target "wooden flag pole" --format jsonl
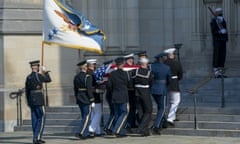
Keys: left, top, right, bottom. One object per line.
{"left": 41, "top": 41, "right": 49, "bottom": 107}
{"left": 41, "top": 41, "right": 45, "bottom": 66}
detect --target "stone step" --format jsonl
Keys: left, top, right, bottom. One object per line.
{"left": 46, "top": 106, "right": 80, "bottom": 113}
{"left": 15, "top": 120, "right": 240, "bottom": 134}
{"left": 174, "top": 121, "right": 240, "bottom": 130}
{"left": 22, "top": 119, "right": 80, "bottom": 126}
{"left": 177, "top": 114, "right": 240, "bottom": 122}
{"left": 14, "top": 125, "right": 76, "bottom": 133}
{"left": 180, "top": 78, "right": 240, "bottom": 90}
{"left": 161, "top": 128, "right": 240, "bottom": 137}
{"left": 46, "top": 113, "right": 81, "bottom": 119}
{"left": 177, "top": 107, "right": 240, "bottom": 115}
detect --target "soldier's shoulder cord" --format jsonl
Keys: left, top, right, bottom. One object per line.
{"left": 85, "top": 74, "right": 91, "bottom": 88}
{"left": 35, "top": 72, "right": 41, "bottom": 83}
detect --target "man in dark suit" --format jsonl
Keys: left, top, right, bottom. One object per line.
{"left": 107, "top": 57, "right": 130, "bottom": 137}
{"left": 25, "top": 60, "right": 51, "bottom": 144}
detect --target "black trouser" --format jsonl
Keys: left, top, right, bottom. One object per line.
{"left": 126, "top": 90, "right": 137, "bottom": 128}
{"left": 213, "top": 40, "right": 227, "bottom": 68}
{"left": 104, "top": 90, "right": 114, "bottom": 130}
{"left": 135, "top": 88, "right": 152, "bottom": 134}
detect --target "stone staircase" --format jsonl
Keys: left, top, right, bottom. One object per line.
{"left": 14, "top": 77, "right": 240, "bottom": 137}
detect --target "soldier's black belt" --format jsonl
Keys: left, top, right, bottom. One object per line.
{"left": 78, "top": 88, "right": 87, "bottom": 91}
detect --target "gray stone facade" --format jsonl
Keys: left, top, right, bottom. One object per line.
{"left": 0, "top": 0, "right": 240, "bottom": 132}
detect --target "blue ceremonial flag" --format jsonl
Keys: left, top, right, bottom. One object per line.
{"left": 43, "top": 0, "right": 106, "bottom": 54}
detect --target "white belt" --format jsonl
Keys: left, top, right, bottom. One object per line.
{"left": 135, "top": 84, "right": 149, "bottom": 88}
{"left": 172, "top": 76, "right": 178, "bottom": 79}
{"left": 95, "top": 89, "right": 105, "bottom": 93}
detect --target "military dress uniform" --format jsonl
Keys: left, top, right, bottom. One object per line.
{"left": 124, "top": 53, "right": 137, "bottom": 130}
{"left": 132, "top": 59, "right": 153, "bottom": 136}
{"left": 25, "top": 60, "right": 51, "bottom": 144}
{"left": 107, "top": 57, "right": 130, "bottom": 137}
{"left": 74, "top": 61, "right": 95, "bottom": 139}
{"left": 210, "top": 8, "right": 228, "bottom": 77}
{"left": 86, "top": 59, "right": 104, "bottom": 136}
{"left": 151, "top": 54, "right": 172, "bottom": 134}
{"left": 164, "top": 48, "right": 183, "bottom": 125}
{"left": 101, "top": 60, "right": 115, "bottom": 134}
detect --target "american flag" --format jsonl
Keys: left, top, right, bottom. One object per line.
{"left": 94, "top": 64, "right": 140, "bottom": 84}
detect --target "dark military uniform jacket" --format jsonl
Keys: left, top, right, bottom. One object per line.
{"left": 164, "top": 58, "right": 183, "bottom": 92}
{"left": 210, "top": 17, "right": 228, "bottom": 41}
{"left": 87, "top": 69, "right": 103, "bottom": 103}
{"left": 74, "top": 71, "right": 94, "bottom": 104}
{"left": 132, "top": 67, "right": 153, "bottom": 97}
{"left": 107, "top": 69, "right": 130, "bottom": 103}
{"left": 151, "top": 62, "right": 172, "bottom": 96}
{"left": 25, "top": 71, "right": 51, "bottom": 106}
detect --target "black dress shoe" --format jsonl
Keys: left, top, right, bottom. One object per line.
{"left": 33, "top": 140, "right": 41, "bottom": 144}
{"left": 167, "top": 121, "right": 175, "bottom": 127}
{"left": 104, "top": 128, "right": 113, "bottom": 135}
{"left": 174, "top": 118, "right": 180, "bottom": 121}
{"left": 152, "top": 127, "right": 161, "bottom": 135}
{"left": 95, "top": 133, "right": 104, "bottom": 137}
{"left": 125, "top": 127, "right": 133, "bottom": 133}
{"left": 139, "top": 132, "right": 150, "bottom": 137}
{"left": 38, "top": 140, "right": 46, "bottom": 143}
{"left": 115, "top": 134, "right": 128, "bottom": 138}
{"left": 89, "top": 132, "right": 95, "bottom": 137}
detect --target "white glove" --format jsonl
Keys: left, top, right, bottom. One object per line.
{"left": 91, "top": 102, "right": 95, "bottom": 108}
{"left": 216, "top": 16, "right": 223, "bottom": 23}
{"left": 220, "top": 29, "right": 227, "bottom": 34}
{"left": 40, "top": 66, "right": 46, "bottom": 71}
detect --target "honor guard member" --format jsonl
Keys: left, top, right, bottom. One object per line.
{"left": 102, "top": 60, "right": 115, "bottom": 135}
{"left": 151, "top": 53, "right": 172, "bottom": 134}
{"left": 135, "top": 50, "right": 148, "bottom": 123}
{"left": 164, "top": 48, "right": 183, "bottom": 127}
{"left": 136, "top": 51, "right": 148, "bottom": 59}
{"left": 107, "top": 57, "right": 130, "bottom": 137}
{"left": 74, "top": 60, "right": 95, "bottom": 139}
{"left": 25, "top": 60, "right": 51, "bottom": 144}
{"left": 210, "top": 8, "right": 228, "bottom": 77}
{"left": 124, "top": 53, "right": 137, "bottom": 131}
{"left": 132, "top": 58, "right": 153, "bottom": 136}
{"left": 87, "top": 59, "right": 104, "bottom": 136}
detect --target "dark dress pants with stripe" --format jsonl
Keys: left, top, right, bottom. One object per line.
{"left": 30, "top": 105, "right": 46, "bottom": 141}
{"left": 78, "top": 103, "right": 92, "bottom": 137}
{"left": 112, "top": 103, "right": 129, "bottom": 135}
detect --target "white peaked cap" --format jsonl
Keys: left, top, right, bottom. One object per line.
{"left": 87, "top": 59, "right": 97, "bottom": 64}
{"left": 139, "top": 57, "right": 149, "bottom": 63}
{"left": 124, "top": 53, "right": 134, "bottom": 58}
{"left": 164, "top": 48, "right": 176, "bottom": 54}
{"left": 215, "top": 8, "right": 223, "bottom": 12}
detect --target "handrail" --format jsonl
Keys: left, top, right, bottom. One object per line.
{"left": 185, "top": 73, "right": 215, "bottom": 129}
{"left": 9, "top": 88, "right": 25, "bottom": 126}
{"left": 186, "top": 73, "right": 215, "bottom": 94}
